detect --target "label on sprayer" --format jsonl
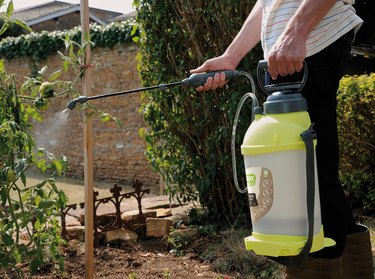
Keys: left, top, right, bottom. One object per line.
{"left": 246, "top": 167, "right": 273, "bottom": 222}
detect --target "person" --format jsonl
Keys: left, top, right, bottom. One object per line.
{"left": 191, "top": 1, "right": 373, "bottom": 278}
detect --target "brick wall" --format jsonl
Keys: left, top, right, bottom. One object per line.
{"left": 4, "top": 43, "right": 160, "bottom": 190}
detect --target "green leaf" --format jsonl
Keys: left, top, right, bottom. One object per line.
{"left": 63, "top": 60, "right": 69, "bottom": 73}
{"left": 138, "top": 127, "right": 147, "bottom": 138}
{"left": 34, "top": 209, "right": 44, "bottom": 223}
{"left": 53, "top": 160, "right": 63, "bottom": 173}
{"left": 15, "top": 158, "right": 28, "bottom": 175}
{"left": 37, "top": 148, "right": 45, "bottom": 157}
{"left": 3, "top": 233, "right": 14, "bottom": 246}
{"left": 130, "top": 24, "right": 138, "bottom": 36}
{"left": 0, "top": 21, "right": 9, "bottom": 36}
{"left": 113, "top": 117, "right": 123, "bottom": 127}
{"left": 58, "top": 191, "right": 68, "bottom": 207}
{"left": 20, "top": 173, "right": 26, "bottom": 186}
{"left": 100, "top": 113, "right": 111, "bottom": 122}
{"left": 13, "top": 19, "right": 32, "bottom": 32}
{"left": 38, "top": 199, "right": 55, "bottom": 209}
{"left": 6, "top": 0, "right": 14, "bottom": 17}
{"left": 21, "top": 190, "right": 31, "bottom": 203}
{"left": 132, "top": 36, "right": 139, "bottom": 43}
{"left": 12, "top": 247, "right": 22, "bottom": 263}
{"left": 49, "top": 69, "right": 62, "bottom": 81}
{"left": 145, "top": 135, "right": 152, "bottom": 145}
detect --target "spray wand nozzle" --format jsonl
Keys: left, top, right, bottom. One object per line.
{"left": 66, "top": 70, "right": 239, "bottom": 110}
{"left": 67, "top": 96, "right": 88, "bottom": 110}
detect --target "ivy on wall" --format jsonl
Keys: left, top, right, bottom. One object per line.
{"left": 0, "top": 20, "right": 137, "bottom": 61}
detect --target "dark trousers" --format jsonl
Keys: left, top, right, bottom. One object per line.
{"left": 266, "top": 30, "right": 356, "bottom": 258}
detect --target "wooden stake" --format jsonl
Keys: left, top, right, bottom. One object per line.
{"left": 80, "top": 1, "right": 94, "bottom": 278}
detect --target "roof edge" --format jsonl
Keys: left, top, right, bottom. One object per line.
{"left": 26, "top": 6, "right": 106, "bottom": 26}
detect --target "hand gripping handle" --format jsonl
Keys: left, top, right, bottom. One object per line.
{"left": 182, "top": 70, "right": 239, "bottom": 88}
{"left": 257, "top": 60, "right": 308, "bottom": 95}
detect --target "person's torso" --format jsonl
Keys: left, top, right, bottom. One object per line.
{"left": 260, "top": 0, "right": 363, "bottom": 58}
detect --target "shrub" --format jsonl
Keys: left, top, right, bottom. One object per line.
{"left": 337, "top": 73, "right": 375, "bottom": 209}
{"left": 134, "top": 0, "right": 263, "bottom": 224}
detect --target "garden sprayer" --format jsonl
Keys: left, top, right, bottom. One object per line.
{"left": 231, "top": 60, "right": 335, "bottom": 266}
{"left": 67, "top": 63, "right": 333, "bottom": 266}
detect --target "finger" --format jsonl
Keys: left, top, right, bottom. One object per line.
{"left": 211, "top": 73, "right": 221, "bottom": 90}
{"left": 295, "top": 61, "right": 304, "bottom": 72}
{"left": 190, "top": 64, "right": 207, "bottom": 74}
{"left": 218, "top": 72, "right": 227, "bottom": 88}
{"left": 196, "top": 85, "right": 204, "bottom": 92}
{"left": 190, "top": 61, "right": 212, "bottom": 74}
{"left": 276, "top": 63, "right": 289, "bottom": 77}
{"left": 286, "top": 63, "right": 297, "bottom": 75}
{"left": 203, "top": 77, "right": 214, "bottom": 91}
{"left": 268, "top": 58, "right": 279, "bottom": 80}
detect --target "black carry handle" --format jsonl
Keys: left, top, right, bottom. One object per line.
{"left": 182, "top": 70, "right": 239, "bottom": 88}
{"left": 269, "top": 126, "right": 316, "bottom": 266}
{"left": 257, "top": 60, "right": 308, "bottom": 95}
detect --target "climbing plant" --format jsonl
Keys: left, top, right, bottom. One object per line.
{"left": 0, "top": 64, "right": 68, "bottom": 275}
{"left": 0, "top": 20, "right": 136, "bottom": 61}
{"left": 0, "top": 1, "right": 116, "bottom": 275}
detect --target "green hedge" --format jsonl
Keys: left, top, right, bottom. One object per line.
{"left": 0, "top": 20, "right": 137, "bottom": 61}
{"left": 337, "top": 73, "right": 375, "bottom": 209}
{"left": 135, "top": 0, "right": 262, "bottom": 224}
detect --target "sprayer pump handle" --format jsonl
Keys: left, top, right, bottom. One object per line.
{"left": 182, "top": 70, "right": 239, "bottom": 88}
{"left": 257, "top": 60, "right": 308, "bottom": 95}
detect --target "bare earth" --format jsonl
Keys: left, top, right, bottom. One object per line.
{"left": 19, "top": 176, "right": 374, "bottom": 279}
{"left": 44, "top": 239, "right": 234, "bottom": 279}
{"left": 21, "top": 176, "right": 246, "bottom": 279}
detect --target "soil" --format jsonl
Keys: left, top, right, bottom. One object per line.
{"left": 16, "top": 178, "right": 245, "bottom": 279}
{"left": 24, "top": 238, "right": 243, "bottom": 279}
{"left": 14, "top": 177, "right": 374, "bottom": 279}
{"left": 22, "top": 215, "right": 375, "bottom": 279}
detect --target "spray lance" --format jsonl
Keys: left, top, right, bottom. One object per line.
{"left": 66, "top": 70, "right": 256, "bottom": 110}
{"left": 231, "top": 60, "right": 336, "bottom": 266}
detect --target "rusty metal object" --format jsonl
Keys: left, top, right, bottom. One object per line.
{"left": 61, "top": 179, "right": 150, "bottom": 246}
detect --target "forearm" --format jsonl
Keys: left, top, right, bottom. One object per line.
{"left": 223, "top": 0, "right": 262, "bottom": 67}
{"left": 267, "top": 0, "right": 337, "bottom": 78}
{"left": 284, "top": 0, "right": 337, "bottom": 41}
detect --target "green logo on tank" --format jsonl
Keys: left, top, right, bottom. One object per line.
{"left": 247, "top": 173, "right": 256, "bottom": 187}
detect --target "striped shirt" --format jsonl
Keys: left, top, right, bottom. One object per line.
{"left": 260, "top": 0, "right": 363, "bottom": 58}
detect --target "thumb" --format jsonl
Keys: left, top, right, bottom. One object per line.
{"left": 190, "top": 63, "right": 208, "bottom": 74}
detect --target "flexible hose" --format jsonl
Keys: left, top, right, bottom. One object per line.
{"left": 231, "top": 71, "right": 259, "bottom": 193}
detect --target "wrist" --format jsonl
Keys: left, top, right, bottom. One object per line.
{"left": 221, "top": 51, "right": 241, "bottom": 69}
